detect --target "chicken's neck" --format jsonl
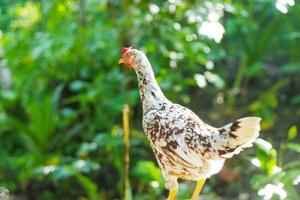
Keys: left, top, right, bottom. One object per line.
{"left": 134, "top": 58, "right": 169, "bottom": 113}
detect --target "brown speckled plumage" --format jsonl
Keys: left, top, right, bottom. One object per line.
{"left": 122, "top": 48, "right": 261, "bottom": 190}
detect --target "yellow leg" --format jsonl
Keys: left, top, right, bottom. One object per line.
{"left": 167, "top": 188, "right": 177, "bottom": 200}
{"left": 190, "top": 179, "right": 206, "bottom": 200}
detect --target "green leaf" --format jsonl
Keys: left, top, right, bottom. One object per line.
{"left": 77, "top": 142, "right": 98, "bottom": 157}
{"left": 284, "top": 160, "right": 300, "bottom": 170}
{"left": 132, "top": 160, "right": 163, "bottom": 185}
{"left": 0, "top": 90, "right": 17, "bottom": 101}
{"left": 69, "top": 80, "right": 86, "bottom": 92}
{"left": 291, "top": 94, "right": 300, "bottom": 105}
{"left": 93, "top": 133, "right": 122, "bottom": 147}
{"left": 281, "top": 62, "right": 300, "bottom": 74}
{"left": 72, "top": 159, "right": 100, "bottom": 173}
{"left": 75, "top": 173, "right": 102, "bottom": 200}
{"left": 203, "top": 71, "right": 225, "bottom": 89}
{"left": 288, "top": 125, "right": 298, "bottom": 140}
{"left": 250, "top": 174, "right": 270, "bottom": 189}
{"left": 285, "top": 143, "right": 300, "bottom": 154}
{"left": 255, "top": 138, "right": 273, "bottom": 153}
{"left": 245, "top": 62, "right": 264, "bottom": 77}
{"left": 255, "top": 139, "right": 277, "bottom": 174}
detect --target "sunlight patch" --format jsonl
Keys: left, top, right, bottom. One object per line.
{"left": 194, "top": 74, "right": 207, "bottom": 88}
{"left": 256, "top": 138, "right": 272, "bottom": 151}
{"left": 149, "top": 3, "right": 160, "bottom": 15}
{"left": 74, "top": 160, "right": 86, "bottom": 169}
{"left": 258, "top": 183, "right": 287, "bottom": 200}
{"left": 11, "top": 2, "right": 41, "bottom": 28}
{"left": 42, "top": 166, "right": 56, "bottom": 175}
{"left": 275, "top": 0, "right": 295, "bottom": 14}
{"left": 197, "top": 2, "right": 225, "bottom": 43}
{"left": 198, "top": 21, "right": 224, "bottom": 43}
{"left": 150, "top": 181, "right": 160, "bottom": 188}
{"left": 293, "top": 175, "right": 300, "bottom": 185}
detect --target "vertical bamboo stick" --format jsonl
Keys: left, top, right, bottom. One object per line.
{"left": 122, "top": 104, "right": 130, "bottom": 200}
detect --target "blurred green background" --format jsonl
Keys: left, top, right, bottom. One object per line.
{"left": 0, "top": 0, "right": 300, "bottom": 199}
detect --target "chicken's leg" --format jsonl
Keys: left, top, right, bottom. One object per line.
{"left": 190, "top": 179, "right": 206, "bottom": 200}
{"left": 167, "top": 188, "right": 177, "bottom": 200}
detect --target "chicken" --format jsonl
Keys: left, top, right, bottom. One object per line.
{"left": 118, "top": 47, "right": 261, "bottom": 200}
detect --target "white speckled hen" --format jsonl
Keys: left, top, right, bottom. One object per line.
{"left": 118, "top": 48, "right": 261, "bottom": 200}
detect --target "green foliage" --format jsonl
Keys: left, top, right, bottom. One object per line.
{"left": 255, "top": 139, "right": 277, "bottom": 175}
{"left": 250, "top": 127, "right": 300, "bottom": 200}
{"left": 288, "top": 125, "right": 298, "bottom": 140}
{"left": 0, "top": 0, "right": 300, "bottom": 199}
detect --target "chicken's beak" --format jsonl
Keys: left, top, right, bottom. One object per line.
{"left": 118, "top": 58, "right": 124, "bottom": 64}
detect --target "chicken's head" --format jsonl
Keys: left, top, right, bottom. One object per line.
{"left": 118, "top": 47, "right": 138, "bottom": 68}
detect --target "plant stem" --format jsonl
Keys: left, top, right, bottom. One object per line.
{"left": 122, "top": 104, "right": 131, "bottom": 200}
{"left": 227, "top": 56, "right": 248, "bottom": 108}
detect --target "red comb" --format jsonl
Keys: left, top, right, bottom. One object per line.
{"left": 122, "top": 47, "right": 129, "bottom": 54}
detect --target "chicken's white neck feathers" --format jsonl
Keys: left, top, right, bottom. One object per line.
{"left": 133, "top": 51, "right": 169, "bottom": 113}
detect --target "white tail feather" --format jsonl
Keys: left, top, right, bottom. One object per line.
{"left": 221, "top": 117, "right": 261, "bottom": 158}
